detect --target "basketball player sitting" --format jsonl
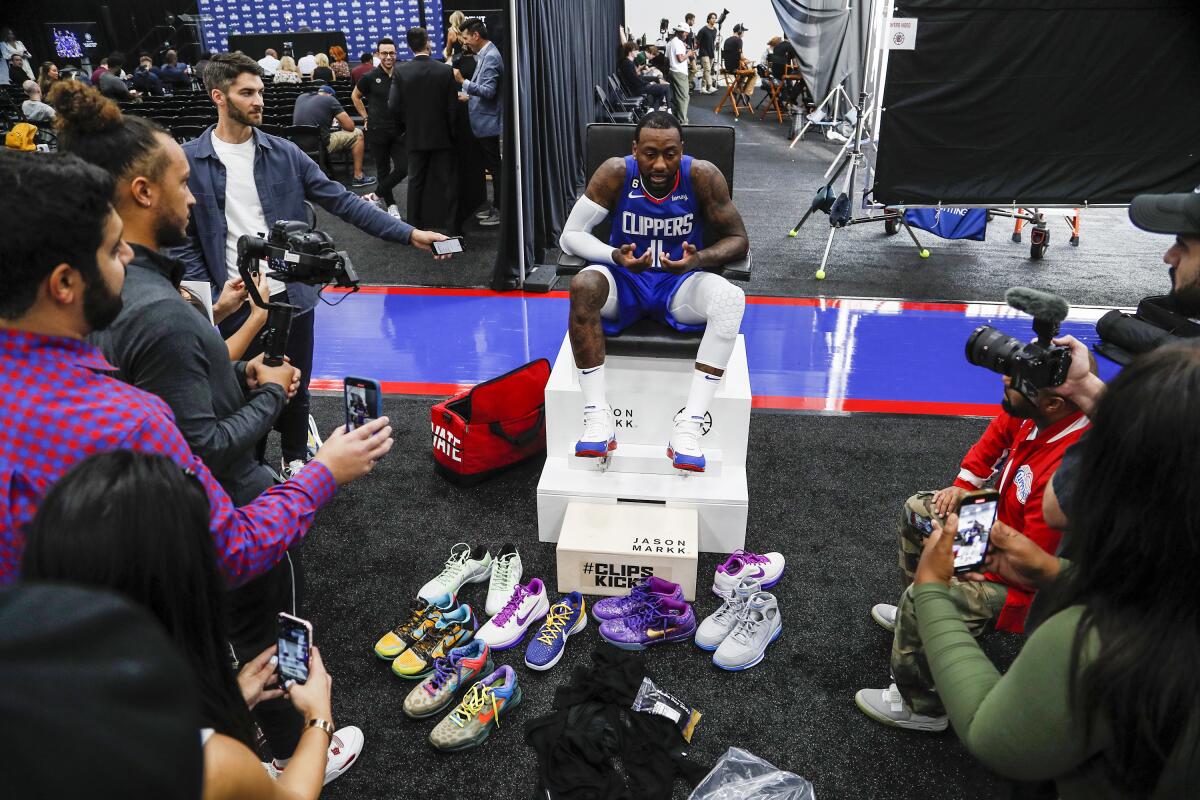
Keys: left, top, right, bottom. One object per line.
{"left": 559, "top": 111, "right": 750, "bottom": 472}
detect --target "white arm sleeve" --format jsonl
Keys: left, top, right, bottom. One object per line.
{"left": 559, "top": 195, "right": 616, "bottom": 266}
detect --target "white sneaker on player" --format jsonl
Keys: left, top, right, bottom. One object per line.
{"left": 485, "top": 543, "right": 523, "bottom": 616}
{"left": 667, "top": 415, "right": 706, "bottom": 472}
{"left": 713, "top": 549, "right": 786, "bottom": 596}
{"left": 417, "top": 543, "right": 493, "bottom": 606}
{"left": 575, "top": 405, "right": 615, "bottom": 458}
{"left": 475, "top": 578, "right": 550, "bottom": 650}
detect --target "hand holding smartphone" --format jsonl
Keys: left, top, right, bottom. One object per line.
{"left": 277, "top": 612, "right": 313, "bottom": 685}
{"left": 431, "top": 236, "right": 464, "bottom": 256}
{"left": 953, "top": 490, "right": 998, "bottom": 573}
{"left": 344, "top": 376, "right": 382, "bottom": 431}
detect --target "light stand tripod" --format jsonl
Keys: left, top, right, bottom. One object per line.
{"left": 786, "top": 90, "right": 928, "bottom": 280}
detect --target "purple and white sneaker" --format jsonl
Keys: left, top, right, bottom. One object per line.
{"left": 475, "top": 578, "right": 550, "bottom": 650}
{"left": 713, "top": 550, "right": 786, "bottom": 596}
{"left": 592, "top": 576, "right": 685, "bottom": 623}
{"left": 598, "top": 597, "right": 697, "bottom": 650}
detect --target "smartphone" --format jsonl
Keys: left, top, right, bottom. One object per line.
{"left": 276, "top": 612, "right": 313, "bottom": 685}
{"left": 344, "top": 376, "right": 382, "bottom": 431}
{"left": 431, "top": 237, "right": 464, "bottom": 256}
{"left": 953, "top": 490, "right": 998, "bottom": 573}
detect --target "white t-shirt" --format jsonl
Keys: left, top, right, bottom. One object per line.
{"left": 257, "top": 55, "right": 281, "bottom": 75}
{"left": 297, "top": 54, "right": 317, "bottom": 75}
{"left": 666, "top": 38, "right": 689, "bottom": 75}
{"left": 210, "top": 132, "right": 285, "bottom": 297}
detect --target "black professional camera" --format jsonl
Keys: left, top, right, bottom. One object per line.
{"left": 965, "top": 287, "right": 1073, "bottom": 401}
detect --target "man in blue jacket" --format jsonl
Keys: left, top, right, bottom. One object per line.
{"left": 454, "top": 18, "right": 504, "bottom": 228}
{"left": 173, "top": 52, "right": 449, "bottom": 477}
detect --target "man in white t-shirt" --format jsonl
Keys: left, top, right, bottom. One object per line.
{"left": 666, "top": 24, "right": 695, "bottom": 125}
{"left": 296, "top": 51, "right": 318, "bottom": 76}
{"left": 256, "top": 49, "right": 281, "bottom": 76}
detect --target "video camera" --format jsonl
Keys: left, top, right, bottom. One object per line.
{"left": 237, "top": 220, "right": 359, "bottom": 367}
{"left": 965, "top": 287, "right": 1073, "bottom": 401}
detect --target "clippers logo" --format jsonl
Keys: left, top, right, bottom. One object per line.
{"left": 581, "top": 562, "right": 653, "bottom": 588}
{"left": 674, "top": 409, "right": 712, "bottom": 435}
{"left": 1014, "top": 464, "right": 1033, "bottom": 504}
{"left": 431, "top": 423, "right": 462, "bottom": 463}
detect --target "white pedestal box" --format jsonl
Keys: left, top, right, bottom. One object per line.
{"left": 537, "top": 333, "right": 750, "bottom": 553}
{"left": 555, "top": 501, "right": 698, "bottom": 601}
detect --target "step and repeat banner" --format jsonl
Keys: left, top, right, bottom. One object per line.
{"left": 197, "top": 0, "right": 444, "bottom": 61}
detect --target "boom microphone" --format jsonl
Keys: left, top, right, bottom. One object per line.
{"left": 1004, "top": 287, "right": 1070, "bottom": 324}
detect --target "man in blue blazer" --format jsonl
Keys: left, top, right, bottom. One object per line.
{"left": 454, "top": 18, "right": 504, "bottom": 227}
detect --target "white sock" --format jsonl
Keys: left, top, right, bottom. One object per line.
{"left": 577, "top": 363, "right": 607, "bottom": 411}
{"left": 682, "top": 368, "right": 722, "bottom": 423}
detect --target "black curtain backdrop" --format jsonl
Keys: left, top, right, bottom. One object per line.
{"left": 493, "top": 0, "right": 623, "bottom": 288}
{"left": 874, "top": 0, "right": 1200, "bottom": 206}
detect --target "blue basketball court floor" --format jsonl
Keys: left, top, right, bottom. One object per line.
{"left": 311, "top": 287, "right": 1119, "bottom": 417}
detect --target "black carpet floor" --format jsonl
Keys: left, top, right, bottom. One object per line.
{"left": 295, "top": 395, "right": 1021, "bottom": 800}
{"left": 314, "top": 88, "right": 1169, "bottom": 308}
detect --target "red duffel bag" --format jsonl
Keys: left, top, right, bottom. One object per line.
{"left": 431, "top": 358, "right": 550, "bottom": 484}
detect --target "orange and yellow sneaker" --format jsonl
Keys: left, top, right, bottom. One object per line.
{"left": 373, "top": 597, "right": 452, "bottom": 660}
{"left": 391, "top": 604, "right": 478, "bottom": 679}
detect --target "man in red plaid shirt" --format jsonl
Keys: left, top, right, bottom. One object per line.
{"left": 0, "top": 149, "right": 393, "bottom": 587}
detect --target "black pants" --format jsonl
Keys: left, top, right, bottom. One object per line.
{"left": 227, "top": 546, "right": 305, "bottom": 760}
{"left": 477, "top": 135, "right": 501, "bottom": 213}
{"left": 367, "top": 128, "right": 407, "bottom": 207}
{"left": 407, "top": 147, "right": 459, "bottom": 233}
{"left": 220, "top": 295, "right": 315, "bottom": 464}
{"left": 642, "top": 82, "right": 669, "bottom": 108}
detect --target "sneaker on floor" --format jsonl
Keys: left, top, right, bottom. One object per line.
{"left": 280, "top": 458, "right": 308, "bottom": 480}
{"left": 575, "top": 405, "right": 616, "bottom": 458}
{"left": 351, "top": 174, "right": 377, "bottom": 187}
{"left": 713, "top": 549, "right": 786, "bottom": 596}
{"left": 712, "top": 591, "right": 782, "bottom": 671}
{"left": 474, "top": 204, "right": 497, "bottom": 219}
{"left": 306, "top": 415, "right": 323, "bottom": 461}
{"left": 374, "top": 597, "right": 454, "bottom": 660}
{"left": 854, "top": 683, "right": 948, "bottom": 732}
{"left": 404, "top": 639, "right": 494, "bottom": 720}
{"left": 267, "top": 726, "right": 365, "bottom": 784}
{"left": 418, "top": 543, "right": 493, "bottom": 606}
{"left": 428, "top": 665, "right": 522, "bottom": 752}
{"left": 524, "top": 592, "right": 587, "bottom": 671}
{"left": 475, "top": 578, "right": 550, "bottom": 650}
{"left": 592, "top": 576, "right": 684, "bottom": 623}
{"left": 485, "top": 544, "right": 523, "bottom": 617}
{"left": 599, "top": 596, "right": 696, "bottom": 650}
{"left": 391, "top": 604, "right": 478, "bottom": 679}
{"left": 667, "top": 415, "right": 706, "bottom": 472}
{"left": 694, "top": 576, "right": 760, "bottom": 650}
{"left": 478, "top": 211, "right": 501, "bottom": 227}
{"left": 871, "top": 603, "right": 898, "bottom": 633}
{"left": 387, "top": 204, "right": 402, "bottom": 219}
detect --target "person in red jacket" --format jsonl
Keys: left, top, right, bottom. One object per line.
{"left": 855, "top": 365, "right": 1093, "bottom": 732}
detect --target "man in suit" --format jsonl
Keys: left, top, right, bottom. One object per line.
{"left": 390, "top": 27, "right": 459, "bottom": 233}
{"left": 454, "top": 17, "right": 504, "bottom": 228}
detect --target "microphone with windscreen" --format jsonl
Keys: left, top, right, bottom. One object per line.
{"left": 966, "top": 287, "right": 1074, "bottom": 399}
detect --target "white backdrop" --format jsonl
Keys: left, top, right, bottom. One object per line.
{"left": 623, "top": 0, "right": 782, "bottom": 64}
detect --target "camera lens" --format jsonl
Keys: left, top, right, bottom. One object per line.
{"left": 965, "top": 326, "right": 1025, "bottom": 377}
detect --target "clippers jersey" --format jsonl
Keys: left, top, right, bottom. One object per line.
{"left": 609, "top": 155, "right": 704, "bottom": 270}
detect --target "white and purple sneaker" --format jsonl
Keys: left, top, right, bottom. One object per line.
{"left": 475, "top": 578, "right": 550, "bottom": 650}
{"left": 713, "top": 550, "right": 786, "bottom": 596}
{"left": 592, "top": 576, "right": 685, "bottom": 623}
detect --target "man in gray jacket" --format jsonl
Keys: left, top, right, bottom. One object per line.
{"left": 454, "top": 17, "right": 504, "bottom": 228}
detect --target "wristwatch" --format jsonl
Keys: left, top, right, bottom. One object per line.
{"left": 305, "top": 718, "right": 335, "bottom": 743}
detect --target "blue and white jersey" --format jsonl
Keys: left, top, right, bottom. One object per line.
{"left": 608, "top": 155, "right": 705, "bottom": 270}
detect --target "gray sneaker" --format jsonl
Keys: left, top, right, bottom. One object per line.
{"left": 711, "top": 591, "right": 782, "bottom": 671}
{"left": 871, "top": 603, "right": 898, "bottom": 632}
{"left": 854, "top": 683, "right": 948, "bottom": 732}
{"left": 694, "top": 576, "right": 761, "bottom": 651}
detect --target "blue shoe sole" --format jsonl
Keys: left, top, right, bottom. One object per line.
{"left": 713, "top": 626, "right": 783, "bottom": 672}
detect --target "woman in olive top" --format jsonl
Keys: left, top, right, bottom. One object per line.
{"left": 912, "top": 342, "right": 1200, "bottom": 799}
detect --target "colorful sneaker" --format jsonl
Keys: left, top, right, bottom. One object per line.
{"left": 575, "top": 404, "right": 616, "bottom": 458}
{"left": 713, "top": 549, "right": 786, "bottom": 596}
{"left": 598, "top": 596, "right": 697, "bottom": 650}
{"left": 373, "top": 597, "right": 453, "bottom": 660}
{"left": 403, "top": 640, "right": 493, "bottom": 720}
{"left": 485, "top": 544, "right": 523, "bottom": 617}
{"left": 524, "top": 592, "right": 587, "bottom": 671}
{"left": 475, "top": 578, "right": 550, "bottom": 650}
{"left": 417, "top": 543, "right": 493, "bottom": 606}
{"left": 592, "top": 576, "right": 685, "bottom": 623}
{"left": 391, "top": 604, "right": 479, "bottom": 679}
{"left": 712, "top": 591, "right": 783, "bottom": 671}
{"left": 667, "top": 415, "right": 706, "bottom": 472}
{"left": 428, "top": 665, "right": 523, "bottom": 751}
{"left": 694, "top": 576, "right": 761, "bottom": 651}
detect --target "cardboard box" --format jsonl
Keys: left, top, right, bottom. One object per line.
{"left": 556, "top": 501, "right": 698, "bottom": 601}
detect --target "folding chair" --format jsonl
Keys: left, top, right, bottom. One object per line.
{"left": 285, "top": 124, "right": 330, "bottom": 174}
{"left": 594, "top": 85, "right": 634, "bottom": 124}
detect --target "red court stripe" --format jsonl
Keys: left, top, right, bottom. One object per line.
{"left": 751, "top": 396, "right": 996, "bottom": 417}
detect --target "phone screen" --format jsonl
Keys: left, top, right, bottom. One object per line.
{"left": 431, "top": 237, "right": 464, "bottom": 255}
{"left": 954, "top": 497, "right": 997, "bottom": 572}
{"left": 344, "top": 378, "right": 380, "bottom": 431}
{"left": 277, "top": 614, "right": 311, "bottom": 684}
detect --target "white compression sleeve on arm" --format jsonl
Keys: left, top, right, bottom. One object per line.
{"left": 559, "top": 195, "right": 617, "bottom": 266}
